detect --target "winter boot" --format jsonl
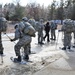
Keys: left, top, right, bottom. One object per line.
{"left": 50, "top": 38, "right": 53, "bottom": 40}
{"left": 67, "top": 46, "right": 70, "bottom": 49}
{"left": 14, "top": 55, "right": 21, "bottom": 62}
{"left": 40, "top": 42, "right": 44, "bottom": 45}
{"left": 0, "top": 51, "right": 3, "bottom": 55}
{"left": 47, "top": 38, "right": 50, "bottom": 42}
{"left": 61, "top": 47, "right": 66, "bottom": 50}
{"left": 23, "top": 55, "right": 29, "bottom": 61}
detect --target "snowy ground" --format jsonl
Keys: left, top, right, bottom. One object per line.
{"left": 0, "top": 30, "right": 75, "bottom": 75}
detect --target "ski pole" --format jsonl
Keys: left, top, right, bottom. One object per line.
{"left": 4, "top": 33, "right": 16, "bottom": 44}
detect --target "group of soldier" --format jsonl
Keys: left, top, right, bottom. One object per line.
{"left": 0, "top": 16, "right": 75, "bottom": 63}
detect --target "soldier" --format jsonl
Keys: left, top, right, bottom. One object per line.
{"left": 43, "top": 22, "right": 50, "bottom": 42}
{"left": 10, "top": 23, "right": 24, "bottom": 62}
{"left": 37, "top": 19, "right": 44, "bottom": 44}
{"left": 0, "top": 17, "right": 7, "bottom": 55}
{"left": 50, "top": 21, "right": 57, "bottom": 41}
{"left": 61, "top": 19, "right": 72, "bottom": 51}
{"left": 10, "top": 17, "right": 35, "bottom": 62}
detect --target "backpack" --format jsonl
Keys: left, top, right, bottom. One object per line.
{"left": 64, "top": 20, "right": 75, "bottom": 33}
{"left": 35, "top": 22, "right": 44, "bottom": 32}
{"left": 23, "top": 22, "right": 36, "bottom": 37}
{"left": 50, "top": 22, "right": 57, "bottom": 30}
{"left": 0, "top": 17, "right": 7, "bottom": 32}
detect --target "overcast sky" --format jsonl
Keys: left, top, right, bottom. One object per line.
{"left": 0, "top": 0, "right": 60, "bottom": 6}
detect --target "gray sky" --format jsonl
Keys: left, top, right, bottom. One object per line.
{"left": 0, "top": 0, "right": 60, "bottom": 6}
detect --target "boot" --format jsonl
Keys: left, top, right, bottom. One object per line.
{"left": 23, "top": 55, "right": 29, "bottom": 61}
{"left": 50, "top": 38, "right": 53, "bottom": 40}
{"left": 53, "top": 38, "right": 56, "bottom": 41}
{"left": 73, "top": 46, "right": 75, "bottom": 48}
{"left": 67, "top": 46, "right": 70, "bottom": 49}
{"left": 0, "top": 51, "right": 3, "bottom": 55}
{"left": 14, "top": 55, "right": 21, "bottom": 62}
{"left": 40, "top": 42, "right": 44, "bottom": 45}
{"left": 38, "top": 42, "right": 41, "bottom": 44}
{"left": 61, "top": 47, "right": 66, "bottom": 50}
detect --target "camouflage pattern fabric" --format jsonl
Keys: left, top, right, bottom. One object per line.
{"left": 63, "top": 32, "right": 72, "bottom": 47}
{"left": 61, "top": 19, "right": 74, "bottom": 48}
{"left": 14, "top": 35, "right": 31, "bottom": 56}
{"left": 51, "top": 30, "right": 56, "bottom": 40}
{"left": 37, "top": 21, "right": 44, "bottom": 43}
{"left": 50, "top": 22, "right": 56, "bottom": 40}
{"left": 62, "top": 19, "right": 75, "bottom": 33}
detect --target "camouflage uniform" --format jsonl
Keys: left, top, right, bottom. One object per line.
{"left": 63, "top": 32, "right": 71, "bottom": 49}
{"left": 11, "top": 17, "right": 32, "bottom": 62}
{"left": 15, "top": 35, "right": 31, "bottom": 57}
{"left": 61, "top": 19, "right": 72, "bottom": 50}
{"left": 50, "top": 21, "right": 56, "bottom": 40}
{"left": 37, "top": 19, "right": 44, "bottom": 44}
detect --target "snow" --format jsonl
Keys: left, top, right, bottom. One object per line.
{"left": 0, "top": 31, "right": 75, "bottom": 75}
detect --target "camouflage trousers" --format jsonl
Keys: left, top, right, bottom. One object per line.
{"left": 14, "top": 35, "right": 31, "bottom": 56}
{"left": 0, "top": 32, "right": 4, "bottom": 54}
{"left": 51, "top": 30, "right": 56, "bottom": 39}
{"left": 63, "top": 33, "right": 72, "bottom": 47}
{"left": 38, "top": 32, "right": 43, "bottom": 43}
